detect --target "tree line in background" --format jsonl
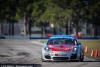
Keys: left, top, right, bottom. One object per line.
{"left": 0, "top": 0, "right": 100, "bottom": 36}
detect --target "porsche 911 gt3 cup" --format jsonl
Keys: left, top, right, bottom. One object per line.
{"left": 41, "top": 35, "right": 84, "bottom": 62}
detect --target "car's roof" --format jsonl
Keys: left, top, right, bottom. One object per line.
{"left": 49, "top": 35, "right": 77, "bottom": 40}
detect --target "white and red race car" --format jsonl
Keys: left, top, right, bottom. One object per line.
{"left": 41, "top": 35, "right": 84, "bottom": 62}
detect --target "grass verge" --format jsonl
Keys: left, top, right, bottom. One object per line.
{"left": 40, "top": 40, "right": 100, "bottom": 60}
{"left": 78, "top": 40, "right": 100, "bottom": 60}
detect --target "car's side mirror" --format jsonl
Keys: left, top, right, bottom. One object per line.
{"left": 44, "top": 42, "right": 47, "bottom": 45}
{"left": 77, "top": 42, "right": 81, "bottom": 45}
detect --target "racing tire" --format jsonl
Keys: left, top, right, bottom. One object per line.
{"left": 78, "top": 51, "right": 84, "bottom": 62}
{"left": 41, "top": 56, "right": 47, "bottom": 62}
{"left": 42, "top": 59, "right": 46, "bottom": 62}
{"left": 80, "top": 52, "right": 84, "bottom": 62}
{"left": 81, "top": 49, "right": 84, "bottom": 62}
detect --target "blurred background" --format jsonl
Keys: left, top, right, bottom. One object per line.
{"left": 0, "top": 0, "right": 100, "bottom": 38}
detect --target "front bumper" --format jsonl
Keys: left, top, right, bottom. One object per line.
{"left": 42, "top": 52, "right": 80, "bottom": 61}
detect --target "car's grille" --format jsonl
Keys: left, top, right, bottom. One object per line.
{"left": 53, "top": 57, "right": 69, "bottom": 60}
{"left": 70, "top": 54, "right": 77, "bottom": 59}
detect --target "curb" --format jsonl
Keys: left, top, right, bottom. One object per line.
{"left": 84, "top": 56, "right": 100, "bottom": 61}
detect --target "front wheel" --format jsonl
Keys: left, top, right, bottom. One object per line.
{"left": 81, "top": 52, "right": 84, "bottom": 61}
{"left": 41, "top": 56, "right": 47, "bottom": 62}
{"left": 79, "top": 51, "right": 84, "bottom": 62}
{"left": 41, "top": 59, "right": 46, "bottom": 62}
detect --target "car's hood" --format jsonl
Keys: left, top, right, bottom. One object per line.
{"left": 48, "top": 44, "right": 75, "bottom": 52}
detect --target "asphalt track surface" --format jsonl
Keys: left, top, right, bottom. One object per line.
{"left": 0, "top": 39, "right": 100, "bottom": 67}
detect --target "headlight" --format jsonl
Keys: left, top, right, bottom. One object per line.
{"left": 73, "top": 47, "right": 77, "bottom": 52}
{"left": 44, "top": 46, "right": 50, "bottom": 51}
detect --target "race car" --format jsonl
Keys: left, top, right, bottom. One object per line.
{"left": 41, "top": 35, "right": 84, "bottom": 62}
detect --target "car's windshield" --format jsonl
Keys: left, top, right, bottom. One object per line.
{"left": 47, "top": 38, "right": 75, "bottom": 45}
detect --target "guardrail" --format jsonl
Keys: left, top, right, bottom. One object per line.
{"left": 0, "top": 36, "right": 6, "bottom": 39}
{"left": 0, "top": 36, "right": 100, "bottom": 40}
{"left": 29, "top": 37, "right": 48, "bottom": 39}
{"left": 30, "top": 37, "right": 99, "bottom": 39}
{"left": 77, "top": 37, "right": 100, "bottom": 39}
